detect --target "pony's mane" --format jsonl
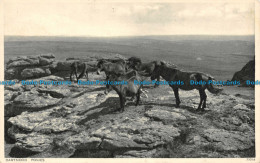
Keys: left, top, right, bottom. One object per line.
{"left": 128, "top": 57, "right": 142, "bottom": 64}
{"left": 162, "top": 63, "right": 214, "bottom": 79}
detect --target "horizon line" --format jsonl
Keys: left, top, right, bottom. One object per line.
{"left": 4, "top": 34, "right": 255, "bottom": 38}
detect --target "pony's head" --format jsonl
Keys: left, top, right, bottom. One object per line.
{"left": 127, "top": 57, "right": 142, "bottom": 70}
{"left": 96, "top": 59, "right": 106, "bottom": 75}
{"left": 151, "top": 61, "right": 164, "bottom": 80}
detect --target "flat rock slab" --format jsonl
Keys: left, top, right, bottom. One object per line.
{"left": 37, "top": 88, "right": 70, "bottom": 98}
{"left": 13, "top": 92, "right": 61, "bottom": 109}
{"left": 233, "top": 104, "right": 251, "bottom": 111}
{"left": 145, "top": 109, "right": 187, "bottom": 121}
{"left": 15, "top": 133, "right": 53, "bottom": 153}
{"left": 115, "top": 149, "right": 157, "bottom": 158}
{"left": 202, "top": 128, "right": 254, "bottom": 151}
{"left": 33, "top": 75, "right": 64, "bottom": 81}
{"left": 88, "top": 116, "right": 180, "bottom": 150}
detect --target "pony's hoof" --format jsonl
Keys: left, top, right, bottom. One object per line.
{"left": 116, "top": 108, "right": 124, "bottom": 113}
{"left": 97, "top": 93, "right": 104, "bottom": 97}
{"left": 196, "top": 108, "right": 205, "bottom": 112}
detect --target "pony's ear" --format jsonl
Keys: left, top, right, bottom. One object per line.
{"left": 153, "top": 61, "right": 161, "bottom": 66}
{"left": 160, "top": 61, "right": 167, "bottom": 66}
{"left": 154, "top": 61, "right": 165, "bottom": 67}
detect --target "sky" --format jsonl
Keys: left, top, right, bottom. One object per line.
{"left": 4, "top": 0, "right": 255, "bottom": 36}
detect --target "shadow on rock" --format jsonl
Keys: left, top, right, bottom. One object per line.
{"left": 77, "top": 97, "right": 119, "bottom": 125}
{"left": 72, "top": 87, "right": 105, "bottom": 98}
{"left": 9, "top": 147, "right": 39, "bottom": 158}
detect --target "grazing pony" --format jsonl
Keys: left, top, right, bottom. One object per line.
{"left": 70, "top": 61, "right": 88, "bottom": 82}
{"left": 96, "top": 59, "right": 127, "bottom": 94}
{"left": 151, "top": 62, "right": 222, "bottom": 111}
{"left": 127, "top": 57, "right": 176, "bottom": 87}
{"left": 108, "top": 70, "right": 143, "bottom": 112}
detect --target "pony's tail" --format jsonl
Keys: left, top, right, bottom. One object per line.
{"left": 207, "top": 77, "right": 223, "bottom": 94}
{"left": 77, "top": 63, "right": 88, "bottom": 80}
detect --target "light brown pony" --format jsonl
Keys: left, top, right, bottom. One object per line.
{"left": 96, "top": 59, "right": 126, "bottom": 94}
{"left": 70, "top": 61, "right": 88, "bottom": 82}
{"left": 108, "top": 70, "right": 143, "bottom": 112}
{"left": 151, "top": 62, "right": 222, "bottom": 111}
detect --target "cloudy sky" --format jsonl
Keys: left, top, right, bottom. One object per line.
{"left": 4, "top": 0, "right": 255, "bottom": 36}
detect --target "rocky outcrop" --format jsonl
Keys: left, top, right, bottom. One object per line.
{"left": 202, "top": 129, "right": 254, "bottom": 151}
{"left": 231, "top": 59, "right": 255, "bottom": 87}
{"left": 5, "top": 84, "right": 255, "bottom": 157}
{"left": 4, "top": 54, "right": 255, "bottom": 158}
{"left": 21, "top": 68, "right": 51, "bottom": 78}
{"left": 5, "top": 54, "right": 55, "bottom": 80}
{"left": 53, "top": 53, "right": 126, "bottom": 73}
{"left": 5, "top": 53, "right": 127, "bottom": 80}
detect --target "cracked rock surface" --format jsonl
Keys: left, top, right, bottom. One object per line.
{"left": 5, "top": 54, "right": 255, "bottom": 158}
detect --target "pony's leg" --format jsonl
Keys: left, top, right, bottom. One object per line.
{"left": 154, "top": 76, "right": 160, "bottom": 88}
{"left": 202, "top": 90, "right": 207, "bottom": 110}
{"left": 85, "top": 71, "right": 89, "bottom": 81}
{"left": 105, "top": 84, "right": 113, "bottom": 94}
{"left": 75, "top": 68, "right": 78, "bottom": 82}
{"left": 70, "top": 70, "right": 74, "bottom": 81}
{"left": 119, "top": 94, "right": 125, "bottom": 112}
{"left": 197, "top": 89, "right": 203, "bottom": 111}
{"left": 135, "top": 89, "right": 141, "bottom": 106}
{"left": 104, "top": 76, "right": 109, "bottom": 94}
{"left": 173, "top": 87, "right": 181, "bottom": 107}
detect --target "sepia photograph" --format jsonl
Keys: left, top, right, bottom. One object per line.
{"left": 1, "top": 0, "right": 259, "bottom": 161}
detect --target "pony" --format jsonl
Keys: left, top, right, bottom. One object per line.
{"left": 127, "top": 57, "right": 176, "bottom": 87}
{"left": 151, "top": 62, "right": 222, "bottom": 111}
{"left": 70, "top": 61, "right": 88, "bottom": 82}
{"left": 96, "top": 59, "right": 127, "bottom": 94}
{"left": 108, "top": 70, "right": 143, "bottom": 112}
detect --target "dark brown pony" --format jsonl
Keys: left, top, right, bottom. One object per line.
{"left": 151, "top": 62, "right": 222, "bottom": 111}
{"left": 70, "top": 61, "right": 88, "bottom": 82}
{"left": 108, "top": 70, "right": 143, "bottom": 112}
{"left": 96, "top": 59, "right": 127, "bottom": 94}
{"left": 127, "top": 57, "right": 176, "bottom": 87}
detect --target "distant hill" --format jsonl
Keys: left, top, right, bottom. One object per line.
{"left": 4, "top": 35, "right": 255, "bottom": 80}
{"left": 4, "top": 35, "right": 255, "bottom": 43}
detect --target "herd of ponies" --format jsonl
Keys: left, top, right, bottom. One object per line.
{"left": 69, "top": 57, "right": 222, "bottom": 112}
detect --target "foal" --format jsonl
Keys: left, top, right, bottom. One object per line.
{"left": 151, "top": 62, "right": 222, "bottom": 111}
{"left": 70, "top": 61, "right": 88, "bottom": 82}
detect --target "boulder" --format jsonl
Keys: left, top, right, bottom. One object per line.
{"left": 21, "top": 68, "right": 51, "bottom": 79}
{"left": 5, "top": 54, "right": 56, "bottom": 80}
{"left": 40, "top": 53, "right": 55, "bottom": 59}
{"left": 231, "top": 59, "right": 255, "bottom": 87}
{"left": 5, "top": 67, "right": 22, "bottom": 80}
{"left": 7, "top": 56, "right": 39, "bottom": 68}
{"left": 39, "top": 57, "right": 54, "bottom": 66}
